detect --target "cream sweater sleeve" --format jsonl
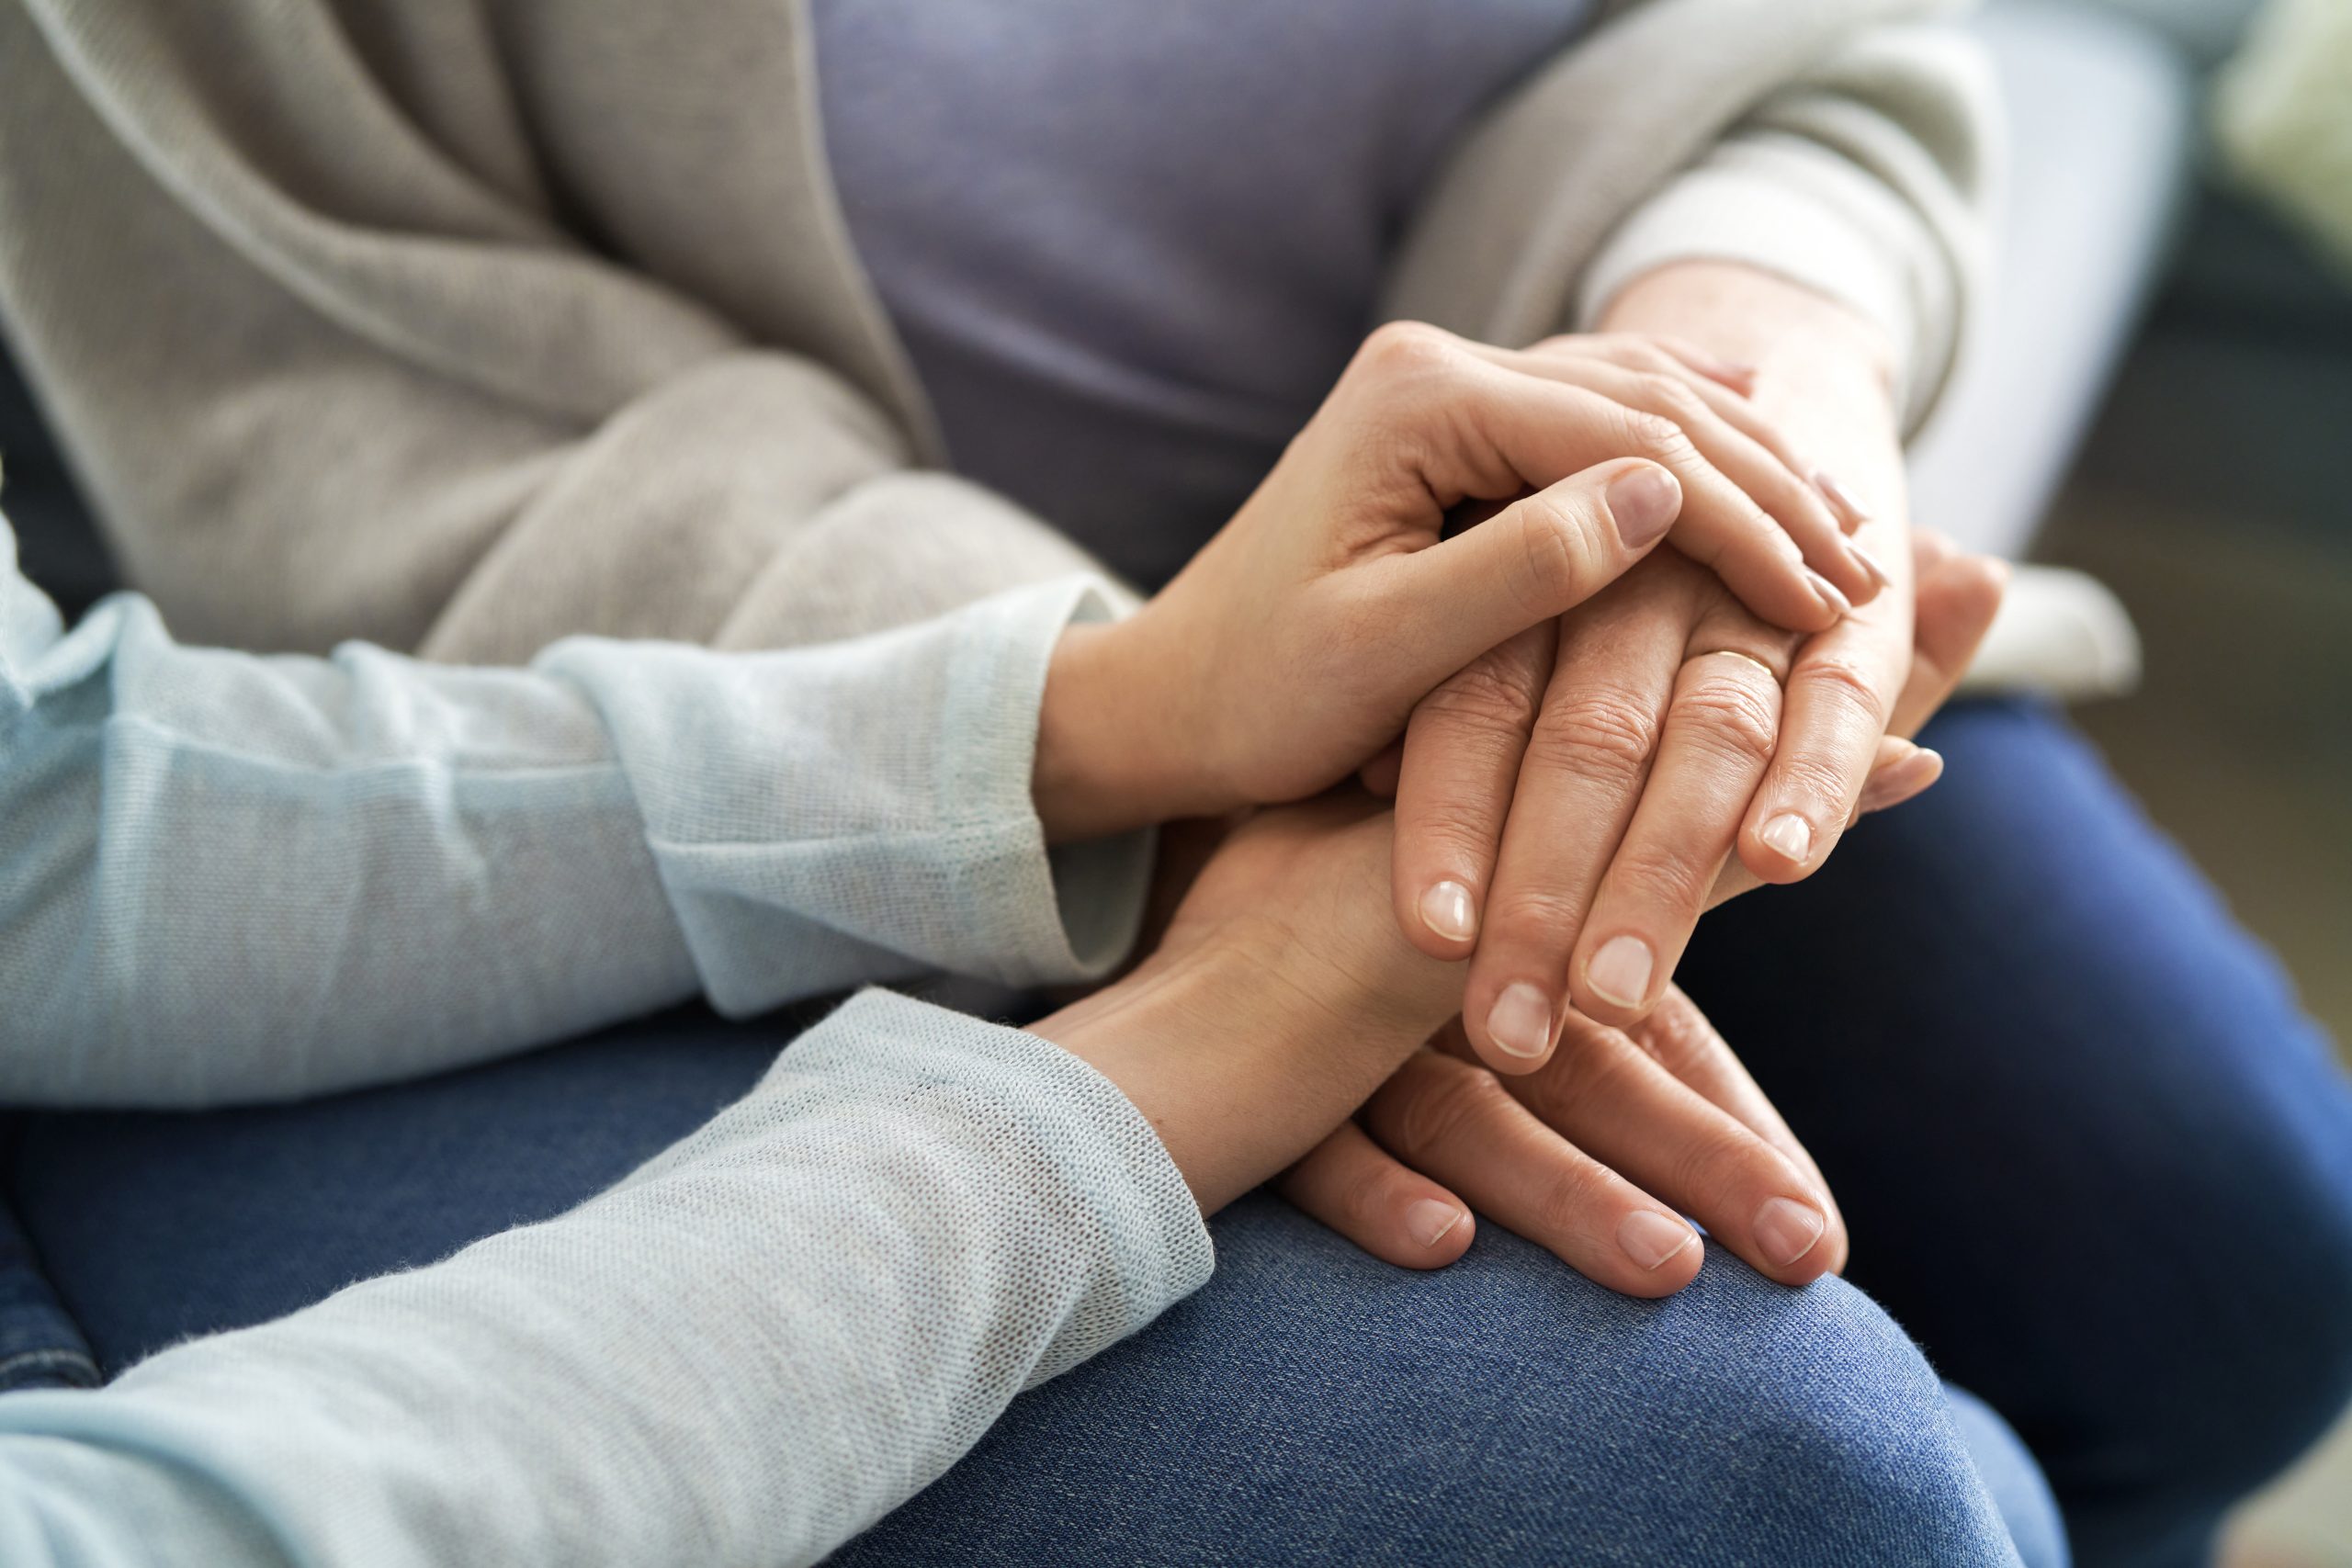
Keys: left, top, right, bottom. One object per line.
{"left": 0, "top": 2, "right": 1112, "bottom": 665}
{"left": 1573, "top": 16, "right": 1996, "bottom": 431}
{"left": 1387, "top": 0, "right": 1998, "bottom": 436}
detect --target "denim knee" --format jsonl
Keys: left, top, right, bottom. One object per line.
{"left": 1606, "top": 1259, "right": 2041, "bottom": 1568}
{"left": 837, "top": 1198, "right": 2049, "bottom": 1567}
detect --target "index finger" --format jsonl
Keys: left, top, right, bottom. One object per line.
{"left": 1737, "top": 542, "right": 1914, "bottom": 883}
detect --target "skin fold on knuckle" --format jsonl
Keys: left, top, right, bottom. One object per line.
{"left": 1395, "top": 812, "right": 1508, "bottom": 890}
{"left": 1668, "top": 674, "right": 1781, "bottom": 770}
{"left": 1594, "top": 845, "right": 1714, "bottom": 932}
{"left": 1631, "top": 994, "right": 1727, "bottom": 1079}
{"left": 1617, "top": 406, "right": 1698, "bottom": 472}
{"left": 1505, "top": 491, "right": 1602, "bottom": 621}
{"left": 1761, "top": 750, "right": 1862, "bottom": 823}
{"left": 1481, "top": 882, "right": 1600, "bottom": 966}
{"left": 1412, "top": 660, "right": 1542, "bottom": 741}
{"left": 1521, "top": 688, "right": 1660, "bottom": 788}
{"left": 1373, "top": 1055, "right": 1514, "bottom": 1165}
{"left": 1531, "top": 1156, "right": 1628, "bottom": 1251}
{"left": 1794, "top": 652, "right": 1893, "bottom": 732}
{"left": 1510, "top": 1028, "right": 1645, "bottom": 1129}
{"left": 1632, "top": 371, "right": 1707, "bottom": 426}
{"left": 1665, "top": 1122, "right": 1791, "bottom": 1231}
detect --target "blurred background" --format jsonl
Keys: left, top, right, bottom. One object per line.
{"left": 0, "top": 0, "right": 2346, "bottom": 1560}
{"left": 1900, "top": 1, "right": 2351, "bottom": 1562}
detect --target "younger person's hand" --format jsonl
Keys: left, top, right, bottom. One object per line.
{"left": 1031, "top": 323, "right": 1873, "bottom": 843}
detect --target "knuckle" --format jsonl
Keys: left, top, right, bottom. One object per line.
{"left": 1602, "top": 843, "right": 1713, "bottom": 919}
{"left": 1668, "top": 1123, "right": 1774, "bottom": 1213}
{"left": 1635, "top": 371, "right": 1706, "bottom": 423}
{"left": 1506, "top": 492, "right": 1600, "bottom": 616}
{"left": 1770, "top": 753, "right": 1856, "bottom": 814}
{"left": 1620, "top": 408, "right": 1696, "bottom": 468}
{"left": 1525, "top": 688, "right": 1661, "bottom": 784}
{"left": 1797, "top": 654, "right": 1890, "bottom": 728}
{"left": 1381, "top": 1058, "right": 1513, "bottom": 1158}
{"left": 1417, "top": 660, "right": 1541, "bottom": 738}
{"left": 1634, "top": 996, "right": 1722, "bottom": 1076}
{"left": 1532, "top": 1157, "right": 1620, "bottom": 1242}
{"left": 1486, "top": 884, "right": 1593, "bottom": 951}
{"left": 1598, "top": 336, "right": 1675, "bottom": 375}
{"left": 1340, "top": 1163, "right": 1409, "bottom": 1233}
{"left": 1354, "top": 320, "right": 1461, "bottom": 382}
{"left": 1669, "top": 674, "right": 1781, "bottom": 768}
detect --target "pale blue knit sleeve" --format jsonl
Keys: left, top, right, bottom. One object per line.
{"left": 0, "top": 988, "right": 1218, "bottom": 1567}
{"left": 0, "top": 515, "right": 1152, "bottom": 1106}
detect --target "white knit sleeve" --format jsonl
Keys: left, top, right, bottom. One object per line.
{"left": 1575, "top": 21, "right": 1999, "bottom": 434}
{"left": 0, "top": 989, "right": 1216, "bottom": 1568}
{"left": 0, "top": 507, "right": 1149, "bottom": 1106}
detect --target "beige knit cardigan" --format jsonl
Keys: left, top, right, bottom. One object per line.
{"left": 0, "top": 0, "right": 1992, "bottom": 662}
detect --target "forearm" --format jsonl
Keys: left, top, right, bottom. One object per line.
{"left": 0, "top": 992, "right": 1213, "bottom": 1568}
{"left": 0, "top": 542, "right": 1148, "bottom": 1105}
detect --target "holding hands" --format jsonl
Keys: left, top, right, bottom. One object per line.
{"left": 1032, "top": 295, "right": 2003, "bottom": 1299}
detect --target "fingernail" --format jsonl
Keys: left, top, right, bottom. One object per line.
{"left": 1754, "top": 1196, "right": 1827, "bottom": 1267}
{"left": 1807, "top": 570, "right": 1852, "bottom": 619}
{"left": 1607, "top": 466, "right": 1682, "bottom": 549}
{"left": 1858, "top": 746, "right": 1944, "bottom": 813}
{"left": 1485, "top": 983, "right": 1555, "bottom": 1059}
{"left": 1620, "top": 1210, "right": 1699, "bottom": 1271}
{"left": 1419, "top": 880, "right": 1477, "bottom": 943}
{"left": 1814, "top": 469, "right": 1874, "bottom": 528}
{"left": 1406, "top": 1199, "right": 1467, "bottom": 1249}
{"left": 1849, "top": 543, "right": 1895, "bottom": 593}
{"left": 1758, "top": 813, "right": 1814, "bottom": 864}
{"left": 1586, "top": 934, "right": 1656, "bottom": 1009}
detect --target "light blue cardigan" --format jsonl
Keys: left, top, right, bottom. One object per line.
{"left": 0, "top": 516, "right": 1211, "bottom": 1565}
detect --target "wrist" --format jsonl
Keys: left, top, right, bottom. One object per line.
{"left": 1044, "top": 611, "right": 1241, "bottom": 841}
{"left": 1033, "top": 934, "right": 1439, "bottom": 1212}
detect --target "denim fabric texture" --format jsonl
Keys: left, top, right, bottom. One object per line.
{"left": 0, "top": 1179, "right": 92, "bottom": 1395}
{"left": 17, "top": 699, "right": 2351, "bottom": 1563}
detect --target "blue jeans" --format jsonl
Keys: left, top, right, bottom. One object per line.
{"left": 6, "top": 701, "right": 2350, "bottom": 1565}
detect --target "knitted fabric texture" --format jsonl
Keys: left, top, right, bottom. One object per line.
{"left": 0, "top": 991, "right": 1216, "bottom": 1566}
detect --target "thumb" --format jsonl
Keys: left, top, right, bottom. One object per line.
{"left": 1372, "top": 459, "right": 1681, "bottom": 687}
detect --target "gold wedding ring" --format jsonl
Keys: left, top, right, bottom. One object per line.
{"left": 1689, "top": 648, "right": 1782, "bottom": 682}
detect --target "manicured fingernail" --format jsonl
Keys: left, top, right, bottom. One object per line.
{"left": 1608, "top": 466, "right": 1682, "bottom": 549}
{"left": 1814, "top": 469, "right": 1873, "bottom": 528}
{"left": 1807, "top": 570, "right": 1852, "bottom": 619}
{"left": 1758, "top": 812, "right": 1814, "bottom": 863}
{"left": 1849, "top": 543, "right": 1895, "bottom": 593}
{"left": 1858, "top": 746, "right": 1944, "bottom": 813}
{"left": 1406, "top": 1200, "right": 1467, "bottom": 1249}
{"left": 1419, "top": 880, "right": 1476, "bottom": 943}
{"left": 1620, "top": 1210, "right": 1699, "bottom": 1271}
{"left": 1485, "top": 983, "right": 1555, "bottom": 1059}
{"left": 1754, "top": 1196, "right": 1827, "bottom": 1267}
{"left": 1586, "top": 934, "right": 1655, "bottom": 1009}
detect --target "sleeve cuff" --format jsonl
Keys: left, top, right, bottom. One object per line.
{"left": 931, "top": 575, "right": 1158, "bottom": 988}
{"left": 757, "top": 987, "right": 1217, "bottom": 1369}
{"left": 1576, "top": 131, "right": 1961, "bottom": 434}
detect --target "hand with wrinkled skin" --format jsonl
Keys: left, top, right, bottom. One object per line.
{"left": 1030, "top": 319, "right": 1876, "bottom": 847}
{"left": 1281, "top": 531, "right": 2007, "bottom": 1292}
